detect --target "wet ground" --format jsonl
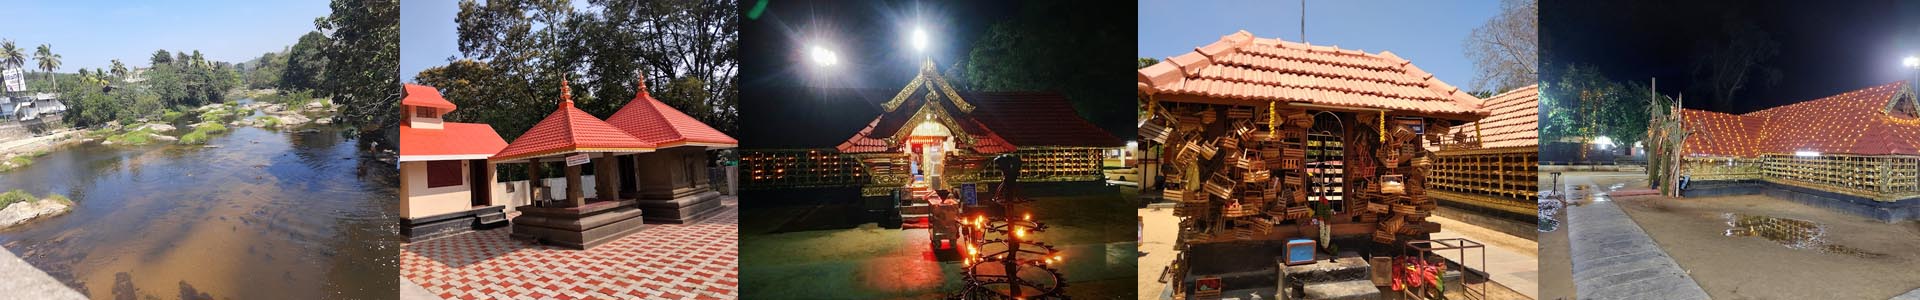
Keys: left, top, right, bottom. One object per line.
{"left": 1537, "top": 171, "right": 1647, "bottom": 300}
{"left": 1614, "top": 190, "right": 1920, "bottom": 299}
{"left": 737, "top": 182, "right": 1137, "bottom": 299}
{"left": 0, "top": 112, "right": 397, "bottom": 299}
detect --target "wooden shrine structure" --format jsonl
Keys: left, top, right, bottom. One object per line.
{"left": 1137, "top": 31, "right": 1491, "bottom": 297}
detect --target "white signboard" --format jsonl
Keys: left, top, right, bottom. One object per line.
{"left": 565, "top": 153, "right": 591, "bottom": 166}
{"left": 2, "top": 66, "right": 23, "bottom": 93}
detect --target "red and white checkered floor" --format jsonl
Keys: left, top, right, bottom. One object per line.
{"left": 402, "top": 202, "right": 738, "bottom": 300}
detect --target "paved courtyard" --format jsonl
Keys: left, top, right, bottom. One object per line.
{"left": 401, "top": 198, "right": 738, "bottom": 300}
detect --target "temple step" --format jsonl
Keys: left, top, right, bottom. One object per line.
{"left": 476, "top": 211, "right": 508, "bottom": 225}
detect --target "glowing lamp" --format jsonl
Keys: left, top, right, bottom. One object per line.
{"left": 911, "top": 26, "right": 929, "bottom": 52}
{"left": 1795, "top": 150, "right": 1820, "bottom": 157}
{"left": 1905, "top": 56, "right": 1919, "bottom": 69}
{"left": 809, "top": 45, "right": 838, "bottom": 66}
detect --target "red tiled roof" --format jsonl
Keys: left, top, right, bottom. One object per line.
{"left": 1137, "top": 30, "right": 1485, "bottom": 120}
{"left": 967, "top": 92, "right": 1124, "bottom": 148}
{"left": 1451, "top": 85, "right": 1538, "bottom": 149}
{"left": 402, "top": 84, "right": 458, "bottom": 111}
{"left": 493, "top": 100, "right": 657, "bottom": 162}
{"left": 400, "top": 122, "right": 508, "bottom": 161}
{"left": 1682, "top": 81, "right": 1920, "bottom": 156}
{"left": 607, "top": 90, "right": 738, "bottom": 149}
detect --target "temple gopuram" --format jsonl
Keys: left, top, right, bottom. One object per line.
{"left": 1678, "top": 81, "right": 1920, "bottom": 221}
{"left": 1427, "top": 85, "right": 1539, "bottom": 237}
{"left": 740, "top": 59, "right": 1122, "bottom": 220}
{"left": 1137, "top": 30, "right": 1491, "bottom": 297}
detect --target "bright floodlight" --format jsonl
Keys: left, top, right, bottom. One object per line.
{"left": 1591, "top": 136, "right": 1614, "bottom": 148}
{"left": 1795, "top": 150, "right": 1821, "bottom": 157}
{"left": 810, "top": 45, "right": 838, "bottom": 67}
{"left": 910, "top": 27, "right": 929, "bottom": 52}
{"left": 1906, "top": 56, "right": 1919, "bottom": 69}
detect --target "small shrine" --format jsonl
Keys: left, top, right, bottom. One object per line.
{"left": 490, "top": 78, "right": 657, "bottom": 249}
{"left": 1137, "top": 30, "right": 1490, "bottom": 297}
{"left": 606, "top": 73, "right": 739, "bottom": 224}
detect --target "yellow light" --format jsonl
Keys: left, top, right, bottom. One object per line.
{"left": 1015, "top": 228, "right": 1026, "bottom": 238}
{"left": 1023, "top": 213, "right": 1031, "bottom": 221}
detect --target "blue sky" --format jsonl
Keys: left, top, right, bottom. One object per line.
{"left": 1138, "top": 0, "right": 1499, "bottom": 91}
{"left": 0, "top": 1, "right": 329, "bottom": 71}
{"left": 400, "top": 0, "right": 459, "bottom": 83}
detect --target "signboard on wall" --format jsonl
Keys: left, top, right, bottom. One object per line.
{"left": 2, "top": 66, "right": 23, "bottom": 93}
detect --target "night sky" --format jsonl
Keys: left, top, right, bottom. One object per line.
{"left": 737, "top": 0, "right": 1132, "bottom": 148}
{"left": 1543, "top": 0, "right": 1920, "bottom": 114}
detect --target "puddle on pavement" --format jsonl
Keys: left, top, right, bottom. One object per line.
{"left": 1723, "top": 213, "right": 1887, "bottom": 259}
{"left": 0, "top": 105, "right": 397, "bottom": 299}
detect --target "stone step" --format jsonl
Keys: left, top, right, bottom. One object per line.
{"left": 476, "top": 211, "right": 508, "bottom": 225}
{"left": 900, "top": 203, "right": 931, "bottom": 215}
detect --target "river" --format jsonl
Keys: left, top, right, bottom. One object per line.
{"left": 0, "top": 106, "right": 397, "bottom": 299}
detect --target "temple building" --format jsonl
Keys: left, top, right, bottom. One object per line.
{"left": 398, "top": 84, "right": 511, "bottom": 241}
{"left": 606, "top": 75, "right": 739, "bottom": 223}
{"left": 1426, "top": 85, "right": 1539, "bottom": 237}
{"left": 1678, "top": 81, "right": 1920, "bottom": 221}
{"left": 1136, "top": 30, "right": 1490, "bottom": 297}
{"left": 740, "top": 59, "right": 1122, "bottom": 221}
{"left": 488, "top": 80, "right": 659, "bottom": 249}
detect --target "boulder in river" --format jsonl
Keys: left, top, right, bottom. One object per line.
{"left": 0, "top": 198, "right": 72, "bottom": 228}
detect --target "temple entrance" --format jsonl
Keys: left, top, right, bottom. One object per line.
{"left": 468, "top": 159, "right": 490, "bottom": 207}
{"left": 907, "top": 120, "right": 954, "bottom": 192}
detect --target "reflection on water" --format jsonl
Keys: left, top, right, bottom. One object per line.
{"left": 1722, "top": 213, "right": 1886, "bottom": 259}
{"left": 0, "top": 123, "right": 397, "bottom": 299}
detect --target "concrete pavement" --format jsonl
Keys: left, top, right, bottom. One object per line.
{"left": 1567, "top": 197, "right": 1709, "bottom": 300}
{"left": 0, "top": 247, "right": 86, "bottom": 300}
{"left": 1428, "top": 216, "right": 1539, "bottom": 300}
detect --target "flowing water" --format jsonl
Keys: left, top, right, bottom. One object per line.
{"left": 0, "top": 108, "right": 397, "bottom": 299}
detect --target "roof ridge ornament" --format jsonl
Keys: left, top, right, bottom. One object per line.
{"left": 560, "top": 74, "right": 574, "bottom": 108}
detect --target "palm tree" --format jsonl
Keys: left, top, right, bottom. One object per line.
{"left": 33, "top": 44, "right": 59, "bottom": 92}
{"left": 0, "top": 40, "right": 22, "bottom": 93}
{"left": 110, "top": 59, "right": 127, "bottom": 79}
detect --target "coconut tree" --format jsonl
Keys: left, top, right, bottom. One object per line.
{"left": 33, "top": 44, "right": 59, "bottom": 91}
{"left": 0, "top": 40, "right": 22, "bottom": 93}
{"left": 110, "top": 59, "right": 127, "bottom": 79}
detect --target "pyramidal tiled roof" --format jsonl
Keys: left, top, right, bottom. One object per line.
{"left": 1682, "top": 81, "right": 1920, "bottom": 156}
{"left": 606, "top": 79, "right": 737, "bottom": 148}
{"left": 1138, "top": 30, "right": 1485, "bottom": 120}
{"left": 493, "top": 83, "right": 656, "bottom": 162}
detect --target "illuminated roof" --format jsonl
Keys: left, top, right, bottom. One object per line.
{"left": 1137, "top": 30, "right": 1485, "bottom": 120}
{"left": 1682, "top": 81, "right": 1920, "bottom": 156}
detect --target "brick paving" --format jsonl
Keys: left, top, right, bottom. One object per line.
{"left": 402, "top": 201, "right": 738, "bottom": 300}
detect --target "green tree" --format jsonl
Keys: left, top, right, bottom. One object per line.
{"left": 317, "top": 0, "right": 400, "bottom": 137}
{"left": 961, "top": 0, "right": 1132, "bottom": 138}
{"left": 33, "top": 44, "right": 59, "bottom": 92}
{"left": 151, "top": 49, "right": 173, "bottom": 66}
{"left": 282, "top": 31, "right": 329, "bottom": 92}
{"left": 110, "top": 59, "right": 127, "bottom": 79}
